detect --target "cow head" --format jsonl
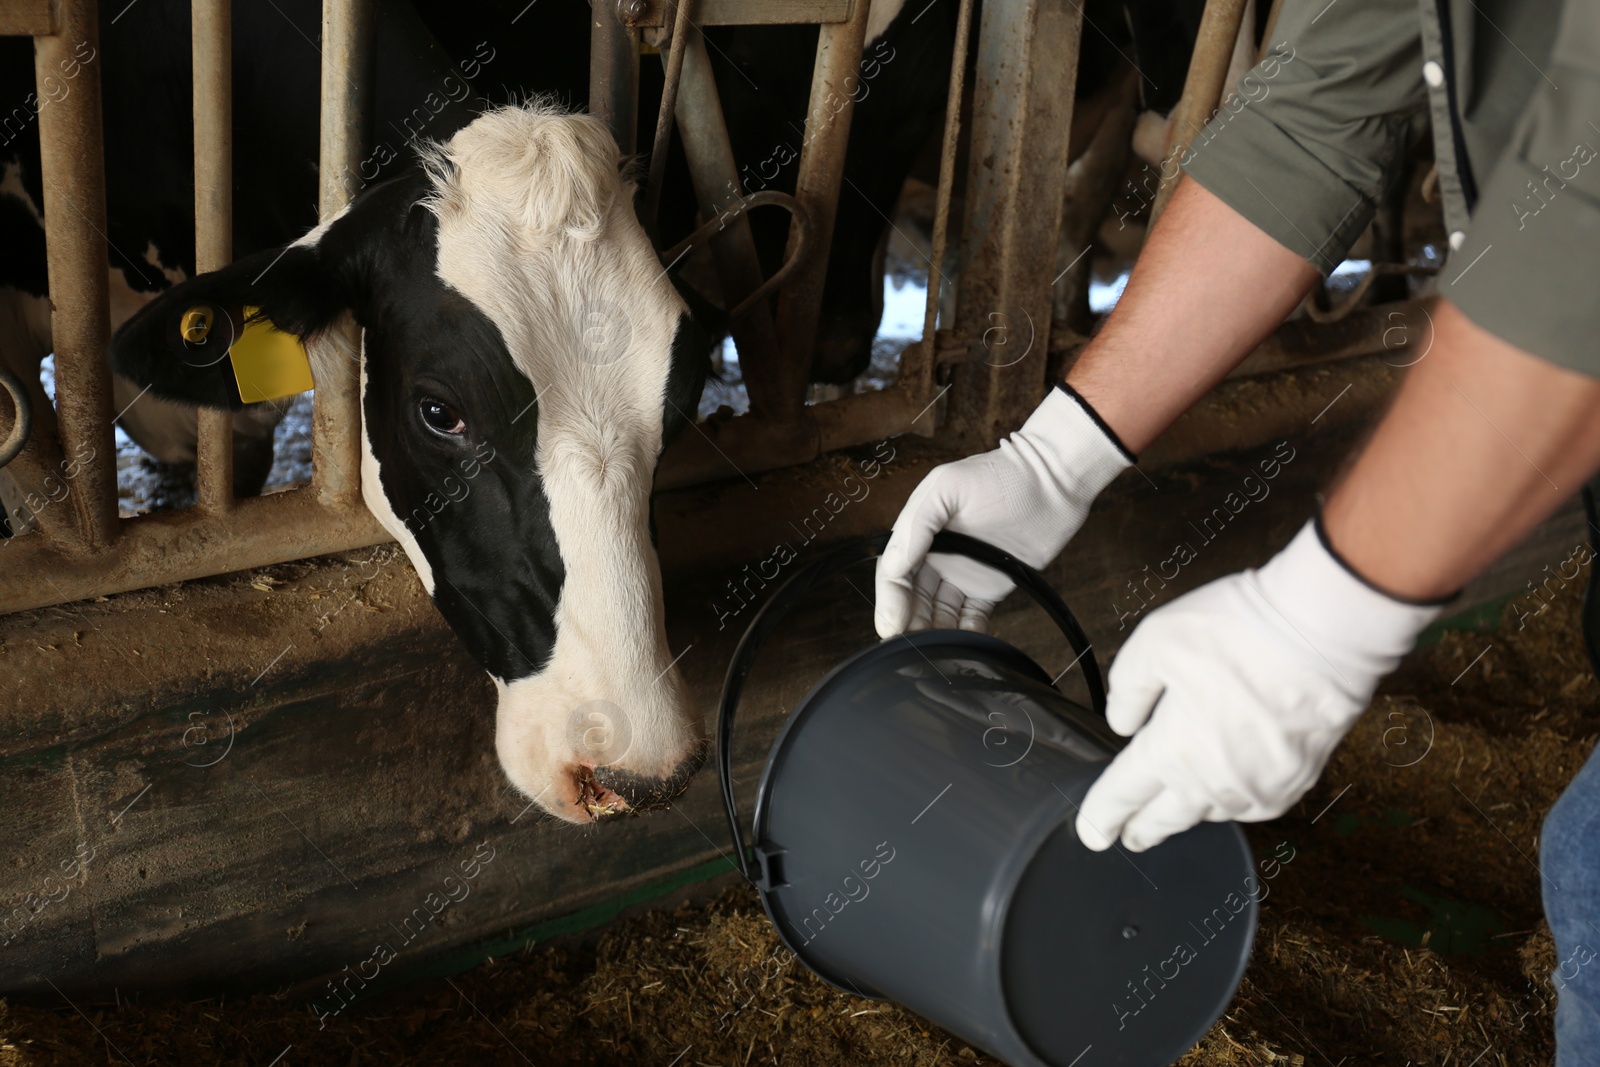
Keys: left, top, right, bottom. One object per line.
{"left": 110, "top": 103, "right": 711, "bottom": 823}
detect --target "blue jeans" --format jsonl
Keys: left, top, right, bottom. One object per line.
{"left": 1543, "top": 738, "right": 1600, "bottom": 1065}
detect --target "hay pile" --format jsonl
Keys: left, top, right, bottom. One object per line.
{"left": 3, "top": 586, "right": 1594, "bottom": 1066}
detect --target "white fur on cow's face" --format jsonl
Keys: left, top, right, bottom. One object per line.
{"left": 390, "top": 105, "right": 699, "bottom": 823}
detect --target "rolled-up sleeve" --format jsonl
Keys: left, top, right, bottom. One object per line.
{"left": 1441, "top": 0, "right": 1600, "bottom": 377}
{"left": 1180, "top": 0, "right": 1430, "bottom": 274}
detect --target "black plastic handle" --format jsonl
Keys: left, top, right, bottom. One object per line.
{"left": 716, "top": 530, "right": 1105, "bottom": 881}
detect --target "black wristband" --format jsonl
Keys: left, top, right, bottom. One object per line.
{"left": 1313, "top": 512, "right": 1462, "bottom": 608}
{"left": 1055, "top": 381, "right": 1137, "bottom": 464}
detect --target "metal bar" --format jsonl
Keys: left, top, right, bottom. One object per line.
{"left": 0, "top": 491, "right": 388, "bottom": 614}
{"left": 590, "top": 0, "right": 639, "bottom": 155}
{"left": 193, "top": 0, "right": 233, "bottom": 512}
{"left": 654, "top": 387, "right": 923, "bottom": 491}
{"left": 945, "top": 0, "right": 1083, "bottom": 450}
{"left": 0, "top": 331, "right": 70, "bottom": 540}
{"left": 643, "top": 0, "right": 694, "bottom": 235}
{"left": 313, "top": 0, "right": 374, "bottom": 507}
{"left": 619, "top": 0, "right": 851, "bottom": 28}
{"left": 673, "top": 26, "right": 790, "bottom": 420}
{"left": 1052, "top": 64, "right": 1137, "bottom": 332}
{"left": 1, "top": 421, "right": 73, "bottom": 540}
{"left": 0, "top": 0, "right": 52, "bottom": 34}
{"left": 1143, "top": 356, "right": 1397, "bottom": 471}
{"left": 35, "top": 0, "right": 117, "bottom": 551}
{"left": 656, "top": 295, "right": 1422, "bottom": 493}
{"left": 903, "top": 0, "right": 975, "bottom": 409}
{"left": 1147, "top": 0, "right": 1249, "bottom": 226}
{"left": 770, "top": 0, "right": 872, "bottom": 415}
{"left": 1228, "top": 297, "right": 1434, "bottom": 379}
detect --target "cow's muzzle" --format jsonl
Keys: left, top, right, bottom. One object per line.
{"left": 584, "top": 739, "right": 710, "bottom": 820}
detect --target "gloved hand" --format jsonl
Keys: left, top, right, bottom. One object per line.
{"left": 874, "top": 383, "right": 1133, "bottom": 637}
{"left": 1076, "top": 520, "right": 1445, "bottom": 853}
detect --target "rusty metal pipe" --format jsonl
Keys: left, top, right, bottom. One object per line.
{"left": 0, "top": 368, "right": 31, "bottom": 469}
{"left": 1148, "top": 0, "right": 1249, "bottom": 226}
{"left": 656, "top": 190, "right": 812, "bottom": 321}
{"left": 770, "top": 0, "right": 872, "bottom": 413}
{"left": 903, "top": 0, "right": 975, "bottom": 418}
{"left": 643, "top": 0, "right": 693, "bottom": 235}
{"left": 0, "top": 489, "right": 388, "bottom": 614}
{"left": 946, "top": 0, "right": 1084, "bottom": 449}
{"left": 591, "top": 0, "right": 640, "bottom": 155}
{"left": 672, "top": 25, "right": 789, "bottom": 420}
{"left": 193, "top": 0, "right": 234, "bottom": 512}
{"left": 313, "top": 0, "right": 373, "bottom": 507}
{"left": 620, "top": 0, "right": 852, "bottom": 28}
{"left": 34, "top": 0, "right": 117, "bottom": 551}
{"left": 654, "top": 386, "right": 925, "bottom": 492}
{"left": 0, "top": 2, "right": 54, "bottom": 33}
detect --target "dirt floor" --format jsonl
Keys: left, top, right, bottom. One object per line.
{"left": 3, "top": 577, "right": 1595, "bottom": 1066}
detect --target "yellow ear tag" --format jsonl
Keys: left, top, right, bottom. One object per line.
{"left": 229, "top": 306, "right": 314, "bottom": 403}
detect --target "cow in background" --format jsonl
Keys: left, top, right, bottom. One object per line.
{"left": 0, "top": 0, "right": 481, "bottom": 528}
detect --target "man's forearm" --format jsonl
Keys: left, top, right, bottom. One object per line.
{"left": 1322, "top": 300, "right": 1600, "bottom": 602}
{"left": 1066, "top": 176, "right": 1320, "bottom": 453}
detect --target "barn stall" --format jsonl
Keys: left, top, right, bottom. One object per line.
{"left": 0, "top": 0, "right": 1590, "bottom": 1064}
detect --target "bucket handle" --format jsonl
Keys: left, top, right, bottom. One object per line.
{"left": 716, "top": 530, "right": 1105, "bottom": 882}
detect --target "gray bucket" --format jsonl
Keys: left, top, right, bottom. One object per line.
{"left": 717, "top": 532, "right": 1256, "bottom": 1067}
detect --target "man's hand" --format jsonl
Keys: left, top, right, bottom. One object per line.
{"left": 1076, "top": 521, "right": 1442, "bottom": 853}
{"left": 873, "top": 384, "right": 1131, "bottom": 637}
{"left": 873, "top": 178, "right": 1319, "bottom": 638}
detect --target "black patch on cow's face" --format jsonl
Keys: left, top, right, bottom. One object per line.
{"left": 649, "top": 306, "right": 711, "bottom": 551}
{"left": 354, "top": 202, "right": 562, "bottom": 683}
{"left": 660, "top": 278, "right": 714, "bottom": 449}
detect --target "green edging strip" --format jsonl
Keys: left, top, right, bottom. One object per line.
{"left": 1415, "top": 592, "right": 1512, "bottom": 649}
{"left": 401, "top": 853, "right": 742, "bottom": 985}
{"left": 1360, "top": 882, "right": 1508, "bottom": 957}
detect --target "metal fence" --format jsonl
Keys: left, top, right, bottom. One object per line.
{"left": 0, "top": 0, "right": 1421, "bottom": 616}
{"left": 0, "top": 0, "right": 385, "bottom": 614}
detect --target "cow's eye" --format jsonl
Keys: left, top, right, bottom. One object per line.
{"left": 419, "top": 397, "right": 466, "bottom": 437}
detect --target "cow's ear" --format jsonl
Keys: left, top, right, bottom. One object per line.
{"left": 109, "top": 234, "right": 357, "bottom": 411}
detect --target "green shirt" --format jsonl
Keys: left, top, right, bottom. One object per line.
{"left": 1182, "top": 0, "right": 1599, "bottom": 376}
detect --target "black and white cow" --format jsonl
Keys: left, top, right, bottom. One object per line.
{"left": 110, "top": 102, "right": 711, "bottom": 823}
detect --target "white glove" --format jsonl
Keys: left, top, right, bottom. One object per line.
{"left": 1076, "top": 520, "right": 1444, "bottom": 853}
{"left": 874, "top": 384, "right": 1132, "bottom": 637}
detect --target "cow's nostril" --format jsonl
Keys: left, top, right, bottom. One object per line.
{"left": 576, "top": 769, "right": 629, "bottom": 821}
{"left": 592, "top": 739, "right": 709, "bottom": 813}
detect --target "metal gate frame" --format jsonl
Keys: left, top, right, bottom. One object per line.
{"left": 0, "top": 0, "right": 386, "bottom": 615}
{"left": 0, "top": 0, "right": 1361, "bottom": 616}
{"left": 645, "top": 0, "right": 1086, "bottom": 489}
